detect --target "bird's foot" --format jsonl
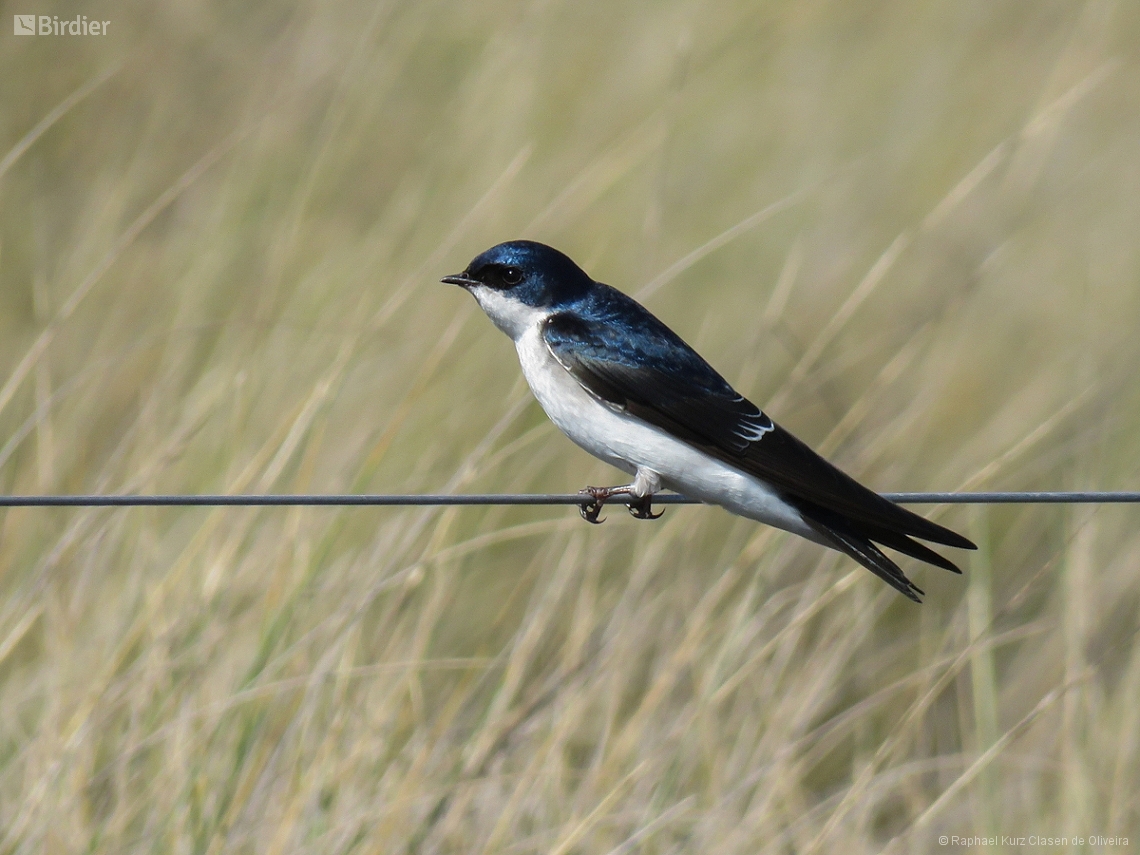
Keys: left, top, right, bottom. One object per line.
{"left": 577, "top": 485, "right": 663, "bottom": 523}
{"left": 626, "top": 494, "right": 664, "bottom": 520}
{"left": 577, "top": 485, "right": 619, "bottom": 524}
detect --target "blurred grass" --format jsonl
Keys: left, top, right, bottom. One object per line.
{"left": 1, "top": 0, "right": 1139, "bottom": 851}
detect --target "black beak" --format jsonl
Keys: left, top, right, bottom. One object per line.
{"left": 441, "top": 273, "right": 479, "bottom": 288}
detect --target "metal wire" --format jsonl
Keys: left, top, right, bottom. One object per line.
{"left": 0, "top": 491, "right": 1138, "bottom": 507}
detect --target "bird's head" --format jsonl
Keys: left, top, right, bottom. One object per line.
{"left": 443, "top": 240, "right": 593, "bottom": 339}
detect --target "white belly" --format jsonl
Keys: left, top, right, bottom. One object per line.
{"left": 513, "top": 325, "right": 819, "bottom": 541}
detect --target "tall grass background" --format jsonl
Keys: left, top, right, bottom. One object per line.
{"left": 1, "top": 0, "right": 1139, "bottom": 851}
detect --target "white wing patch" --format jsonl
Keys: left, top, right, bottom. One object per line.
{"left": 732, "top": 397, "right": 775, "bottom": 442}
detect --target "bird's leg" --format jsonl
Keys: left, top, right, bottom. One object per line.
{"left": 578, "top": 469, "right": 663, "bottom": 524}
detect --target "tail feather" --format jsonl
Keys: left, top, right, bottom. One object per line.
{"left": 792, "top": 498, "right": 973, "bottom": 602}
{"left": 805, "top": 514, "right": 925, "bottom": 603}
{"left": 867, "top": 495, "right": 977, "bottom": 551}
{"left": 850, "top": 522, "right": 964, "bottom": 575}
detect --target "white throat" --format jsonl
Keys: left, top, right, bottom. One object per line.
{"left": 468, "top": 285, "right": 550, "bottom": 341}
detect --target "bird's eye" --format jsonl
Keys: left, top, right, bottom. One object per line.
{"left": 501, "top": 266, "right": 523, "bottom": 286}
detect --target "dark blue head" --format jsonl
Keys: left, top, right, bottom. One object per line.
{"left": 442, "top": 240, "right": 594, "bottom": 310}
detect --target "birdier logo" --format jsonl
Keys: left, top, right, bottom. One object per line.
{"left": 13, "top": 14, "right": 109, "bottom": 35}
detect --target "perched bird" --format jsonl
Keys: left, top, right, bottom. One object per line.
{"left": 443, "top": 240, "right": 975, "bottom": 601}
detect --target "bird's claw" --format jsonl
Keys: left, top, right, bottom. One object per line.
{"left": 578, "top": 487, "right": 607, "bottom": 524}
{"left": 578, "top": 500, "right": 605, "bottom": 524}
{"left": 626, "top": 495, "right": 664, "bottom": 520}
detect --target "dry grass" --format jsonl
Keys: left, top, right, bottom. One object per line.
{"left": 2, "top": 0, "right": 1139, "bottom": 852}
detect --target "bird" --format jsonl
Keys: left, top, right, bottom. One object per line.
{"left": 442, "top": 240, "right": 975, "bottom": 602}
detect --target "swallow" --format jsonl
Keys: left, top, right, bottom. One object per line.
{"left": 444, "top": 240, "right": 975, "bottom": 601}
